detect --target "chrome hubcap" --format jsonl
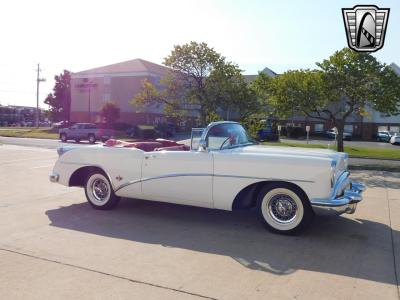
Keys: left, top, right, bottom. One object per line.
{"left": 91, "top": 178, "right": 109, "bottom": 201}
{"left": 268, "top": 194, "right": 298, "bottom": 223}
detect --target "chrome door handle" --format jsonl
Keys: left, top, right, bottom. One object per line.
{"left": 145, "top": 155, "right": 156, "bottom": 159}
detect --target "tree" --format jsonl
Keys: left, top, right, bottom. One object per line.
{"left": 250, "top": 72, "right": 276, "bottom": 119}
{"left": 262, "top": 48, "right": 400, "bottom": 152}
{"left": 44, "top": 70, "right": 71, "bottom": 122}
{"left": 133, "top": 41, "right": 260, "bottom": 125}
{"left": 133, "top": 73, "right": 189, "bottom": 119}
{"left": 100, "top": 101, "right": 120, "bottom": 127}
{"left": 205, "top": 62, "right": 260, "bottom": 121}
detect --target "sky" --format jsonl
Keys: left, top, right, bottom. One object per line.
{"left": 0, "top": 0, "right": 398, "bottom": 108}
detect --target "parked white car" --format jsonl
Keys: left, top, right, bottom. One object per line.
{"left": 50, "top": 121, "right": 365, "bottom": 234}
{"left": 390, "top": 133, "right": 400, "bottom": 145}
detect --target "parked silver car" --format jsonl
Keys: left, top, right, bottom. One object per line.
{"left": 59, "top": 123, "right": 113, "bottom": 144}
{"left": 325, "top": 129, "right": 352, "bottom": 141}
{"left": 390, "top": 133, "right": 400, "bottom": 145}
{"left": 376, "top": 131, "right": 392, "bottom": 142}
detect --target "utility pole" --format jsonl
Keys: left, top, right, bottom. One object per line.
{"left": 35, "top": 63, "right": 46, "bottom": 128}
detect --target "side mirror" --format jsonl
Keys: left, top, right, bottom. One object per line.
{"left": 190, "top": 128, "right": 205, "bottom": 151}
{"left": 198, "top": 140, "right": 207, "bottom": 152}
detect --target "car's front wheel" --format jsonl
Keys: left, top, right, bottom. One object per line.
{"left": 85, "top": 172, "right": 120, "bottom": 210}
{"left": 257, "top": 183, "right": 313, "bottom": 235}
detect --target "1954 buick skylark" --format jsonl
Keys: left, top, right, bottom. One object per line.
{"left": 50, "top": 121, "right": 365, "bottom": 234}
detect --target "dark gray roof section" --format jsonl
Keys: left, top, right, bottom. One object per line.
{"left": 390, "top": 63, "right": 400, "bottom": 76}
{"left": 243, "top": 66, "right": 278, "bottom": 82}
{"left": 261, "top": 66, "right": 278, "bottom": 77}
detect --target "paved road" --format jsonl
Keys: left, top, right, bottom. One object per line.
{"left": 281, "top": 138, "right": 400, "bottom": 149}
{"left": 0, "top": 136, "right": 97, "bottom": 149}
{"left": 0, "top": 144, "right": 399, "bottom": 299}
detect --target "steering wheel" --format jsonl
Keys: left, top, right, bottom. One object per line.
{"left": 220, "top": 137, "right": 231, "bottom": 150}
{"left": 220, "top": 135, "right": 237, "bottom": 150}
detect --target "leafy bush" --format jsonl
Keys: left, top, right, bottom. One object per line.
{"left": 112, "top": 122, "right": 131, "bottom": 131}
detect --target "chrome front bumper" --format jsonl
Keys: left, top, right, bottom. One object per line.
{"left": 49, "top": 171, "right": 59, "bottom": 183}
{"left": 311, "top": 172, "right": 366, "bottom": 215}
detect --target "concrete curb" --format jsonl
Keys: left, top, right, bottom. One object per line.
{"left": 349, "top": 164, "right": 400, "bottom": 173}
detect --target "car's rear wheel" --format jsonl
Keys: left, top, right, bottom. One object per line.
{"left": 60, "top": 133, "right": 67, "bottom": 142}
{"left": 84, "top": 172, "right": 120, "bottom": 210}
{"left": 257, "top": 183, "right": 313, "bottom": 235}
{"left": 88, "top": 134, "right": 96, "bottom": 144}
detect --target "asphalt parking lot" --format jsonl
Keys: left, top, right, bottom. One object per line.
{"left": 0, "top": 144, "right": 399, "bottom": 300}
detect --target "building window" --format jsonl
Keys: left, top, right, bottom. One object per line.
{"left": 104, "top": 76, "right": 111, "bottom": 84}
{"left": 344, "top": 125, "right": 354, "bottom": 133}
{"left": 314, "top": 123, "right": 324, "bottom": 132}
{"left": 390, "top": 126, "right": 400, "bottom": 133}
{"left": 103, "top": 93, "right": 111, "bottom": 102}
{"left": 378, "top": 126, "right": 388, "bottom": 132}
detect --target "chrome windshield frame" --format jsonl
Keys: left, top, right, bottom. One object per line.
{"left": 197, "top": 121, "right": 256, "bottom": 152}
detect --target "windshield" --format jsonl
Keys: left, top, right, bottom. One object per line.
{"left": 206, "top": 123, "right": 255, "bottom": 150}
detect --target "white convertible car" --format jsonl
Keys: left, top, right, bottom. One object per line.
{"left": 50, "top": 121, "right": 365, "bottom": 234}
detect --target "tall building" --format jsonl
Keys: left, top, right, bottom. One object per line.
{"left": 70, "top": 59, "right": 170, "bottom": 124}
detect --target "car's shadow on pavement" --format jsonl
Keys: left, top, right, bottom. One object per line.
{"left": 46, "top": 198, "right": 398, "bottom": 286}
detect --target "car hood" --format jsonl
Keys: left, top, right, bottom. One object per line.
{"left": 229, "top": 144, "right": 341, "bottom": 160}
{"left": 229, "top": 144, "right": 347, "bottom": 174}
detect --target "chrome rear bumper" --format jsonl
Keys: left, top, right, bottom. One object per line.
{"left": 311, "top": 173, "right": 366, "bottom": 215}
{"left": 49, "top": 171, "right": 59, "bottom": 183}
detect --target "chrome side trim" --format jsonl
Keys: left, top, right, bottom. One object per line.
{"left": 115, "top": 172, "right": 314, "bottom": 192}
{"left": 115, "top": 173, "right": 211, "bottom": 192}
{"left": 214, "top": 174, "right": 314, "bottom": 183}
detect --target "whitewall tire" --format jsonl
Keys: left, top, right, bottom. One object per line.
{"left": 257, "top": 183, "right": 313, "bottom": 235}
{"left": 85, "top": 172, "right": 120, "bottom": 210}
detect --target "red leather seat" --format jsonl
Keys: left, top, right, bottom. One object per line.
{"left": 104, "top": 139, "right": 182, "bottom": 152}
{"left": 155, "top": 139, "right": 180, "bottom": 147}
{"left": 123, "top": 142, "right": 163, "bottom": 152}
{"left": 155, "top": 145, "right": 190, "bottom": 151}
